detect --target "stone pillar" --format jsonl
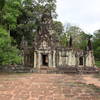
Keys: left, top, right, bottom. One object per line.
{"left": 59, "top": 51, "right": 62, "bottom": 66}
{"left": 53, "top": 50, "right": 56, "bottom": 67}
{"left": 75, "top": 55, "right": 78, "bottom": 67}
{"left": 68, "top": 51, "right": 72, "bottom": 66}
{"left": 38, "top": 52, "right": 41, "bottom": 68}
{"left": 71, "top": 52, "right": 76, "bottom": 66}
{"left": 34, "top": 52, "right": 37, "bottom": 68}
{"left": 86, "top": 51, "right": 94, "bottom": 67}
{"left": 92, "top": 54, "right": 95, "bottom": 67}
{"left": 66, "top": 52, "right": 68, "bottom": 65}
{"left": 49, "top": 53, "right": 52, "bottom": 67}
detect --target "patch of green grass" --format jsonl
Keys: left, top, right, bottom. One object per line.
{"left": 93, "top": 73, "right": 100, "bottom": 80}
{"left": 88, "top": 84, "right": 100, "bottom": 93}
{"left": 95, "top": 60, "right": 100, "bottom": 67}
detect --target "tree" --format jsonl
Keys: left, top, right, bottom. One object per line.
{"left": 52, "top": 21, "right": 65, "bottom": 46}
{"left": 52, "top": 21, "right": 64, "bottom": 36}
{"left": 65, "top": 24, "right": 89, "bottom": 49}
{"left": 0, "top": 0, "right": 57, "bottom": 65}
{"left": 0, "top": 0, "right": 22, "bottom": 65}
{"left": 93, "top": 30, "right": 100, "bottom": 60}
{"left": 10, "top": 0, "right": 57, "bottom": 46}
{"left": 1, "top": 0, "right": 22, "bottom": 30}
{"left": 59, "top": 33, "right": 68, "bottom": 47}
{"left": 0, "top": 26, "right": 21, "bottom": 65}
{"left": 0, "top": 0, "right": 5, "bottom": 10}
{"left": 0, "top": 0, "right": 5, "bottom": 24}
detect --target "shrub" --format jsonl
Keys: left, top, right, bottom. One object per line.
{"left": 0, "top": 26, "right": 22, "bottom": 65}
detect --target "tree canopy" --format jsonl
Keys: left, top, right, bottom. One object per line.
{"left": 9, "top": 0, "right": 57, "bottom": 46}
{"left": 0, "top": 0, "right": 22, "bottom": 65}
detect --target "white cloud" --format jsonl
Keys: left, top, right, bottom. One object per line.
{"left": 56, "top": 0, "right": 100, "bottom": 34}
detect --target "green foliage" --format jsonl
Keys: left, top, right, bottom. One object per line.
{"left": 79, "top": 33, "right": 90, "bottom": 49}
{"left": 60, "top": 33, "right": 67, "bottom": 47}
{"left": 95, "top": 61, "right": 100, "bottom": 67}
{"left": 0, "top": 26, "right": 21, "bottom": 65}
{"left": 53, "top": 21, "right": 64, "bottom": 36}
{"left": 66, "top": 24, "right": 89, "bottom": 49}
{"left": 94, "top": 47, "right": 100, "bottom": 60}
{"left": 11, "top": 0, "right": 57, "bottom": 46}
{"left": 52, "top": 21, "right": 65, "bottom": 46}
{"left": 0, "top": 0, "right": 22, "bottom": 65}
{"left": 93, "top": 30, "right": 100, "bottom": 60}
{"left": 0, "top": 0, "right": 5, "bottom": 10}
{"left": 1, "top": 0, "right": 22, "bottom": 30}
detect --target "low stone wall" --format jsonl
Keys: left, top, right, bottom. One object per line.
{"left": 57, "top": 66, "right": 99, "bottom": 74}
{"left": 0, "top": 65, "right": 35, "bottom": 73}
{"left": 0, "top": 65, "right": 99, "bottom": 74}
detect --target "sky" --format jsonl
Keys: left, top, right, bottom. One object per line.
{"left": 56, "top": 0, "right": 100, "bottom": 34}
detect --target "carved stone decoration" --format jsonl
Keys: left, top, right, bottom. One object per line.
{"left": 34, "top": 10, "right": 58, "bottom": 50}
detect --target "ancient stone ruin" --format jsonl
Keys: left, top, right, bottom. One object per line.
{"left": 20, "top": 12, "right": 98, "bottom": 73}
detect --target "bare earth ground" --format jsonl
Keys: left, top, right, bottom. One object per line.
{"left": 0, "top": 73, "right": 100, "bottom": 100}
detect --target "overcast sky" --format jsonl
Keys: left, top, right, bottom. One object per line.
{"left": 56, "top": 0, "right": 100, "bottom": 34}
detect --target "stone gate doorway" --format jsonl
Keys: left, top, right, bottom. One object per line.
{"left": 42, "top": 54, "right": 48, "bottom": 66}
{"left": 79, "top": 57, "right": 83, "bottom": 65}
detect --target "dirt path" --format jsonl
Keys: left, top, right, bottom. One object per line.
{"left": 82, "top": 75, "right": 100, "bottom": 87}
{"left": 0, "top": 74, "right": 99, "bottom": 100}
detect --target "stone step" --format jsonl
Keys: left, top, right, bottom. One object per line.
{"left": 40, "top": 70, "right": 48, "bottom": 74}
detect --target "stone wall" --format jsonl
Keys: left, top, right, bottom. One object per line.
{"left": 57, "top": 50, "right": 78, "bottom": 67}
{"left": 0, "top": 65, "right": 35, "bottom": 73}
{"left": 0, "top": 65, "right": 99, "bottom": 73}
{"left": 57, "top": 49, "right": 95, "bottom": 68}
{"left": 22, "top": 48, "right": 95, "bottom": 69}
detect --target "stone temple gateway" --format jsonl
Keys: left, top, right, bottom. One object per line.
{"left": 21, "top": 12, "right": 96, "bottom": 73}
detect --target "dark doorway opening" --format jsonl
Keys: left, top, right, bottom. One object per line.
{"left": 79, "top": 57, "right": 83, "bottom": 65}
{"left": 42, "top": 54, "right": 48, "bottom": 66}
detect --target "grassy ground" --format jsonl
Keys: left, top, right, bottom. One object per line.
{"left": 95, "top": 60, "right": 100, "bottom": 67}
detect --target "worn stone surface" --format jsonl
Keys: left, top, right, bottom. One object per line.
{"left": 0, "top": 74, "right": 99, "bottom": 100}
